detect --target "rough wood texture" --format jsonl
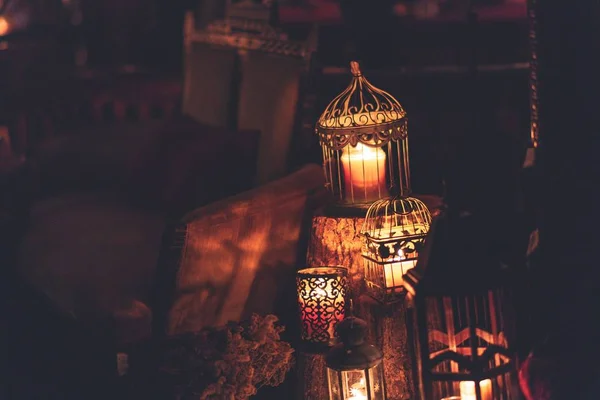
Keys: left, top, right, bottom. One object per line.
{"left": 304, "top": 196, "right": 442, "bottom": 400}
{"left": 356, "top": 295, "right": 414, "bottom": 400}
{"left": 297, "top": 352, "right": 328, "bottom": 400}
{"left": 305, "top": 205, "right": 368, "bottom": 297}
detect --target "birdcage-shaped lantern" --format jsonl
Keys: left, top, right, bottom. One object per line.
{"left": 403, "top": 211, "right": 519, "bottom": 400}
{"left": 316, "top": 61, "right": 409, "bottom": 204}
{"left": 361, "top": 196, "right": 432, "bottom": 304}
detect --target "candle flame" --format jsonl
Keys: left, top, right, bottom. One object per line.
{"left": 459, "top": 379, "right": 492, "bottom": 400}
{"left": 347, "top": 143, "right": 382, "bottom": 160}
{"left": 313, "top": 288, "right": 327, "bottom": 299}
{"left": 349, "top": 387, "right": 367, "bottom": 400}
{"left": 348, "top": 377, "right": 367, "bottom": 400}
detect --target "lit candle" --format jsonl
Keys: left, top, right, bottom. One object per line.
{"left": 384, "top": 248, "right": 417, "bottom": 289}
{"left": 348, "top": 378, "right": 368, "bottom": 400}
{"left": 459, "top": 379, "right": 493, "bottom": 400}
{"left": 381, "top": 223, "right": 428, "bottom": 289}
{"left": 340, "top": 143, "right": 387, "bottom": 202}
{"left": 297, "top": 267, "right": 348, "bottom": 345}
{"left": 0, "top": 17, "right": 8, "bottom": 36}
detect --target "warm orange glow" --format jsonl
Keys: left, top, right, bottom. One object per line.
{"left": 297, "top": 268, "right": 347, "bottom": 341}
{"left": 0, "top": 17, "right": 9, "bottom": 36}
{"left": 349, "top": 378, "right": 367, "bottom": 400}
{"left": 384, "top": 248, "right": 416, "bottom": 289}
{"left": 459, "top": 380, "right": 493, "bottom": 400}
{"left": 379, "top": 222, "right": 428, "bottom": 289}
{"left": 341, "top": 143, "right": 387, "bottom": 202}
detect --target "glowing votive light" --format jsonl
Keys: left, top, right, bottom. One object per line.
{"left": 379, "top": 223, "right": 428, "bottom": 289}
{"left": 0, "top": 17, "right": 9, "bottom": 36}
{"left": 348, "top": 378, "right": 368, "bottom": 400}
{"left": 340, "top": 143, "right": 387, "bottom": 202}
{"left": 384, "top": 248, "right": 417, "bottom": 289}
{"left": 459, "top": 379, "right": 492, "bottom": 400}
{"left": 296, "top": 267, "right": 347, "bottom": 344}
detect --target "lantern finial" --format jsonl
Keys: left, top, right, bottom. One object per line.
{"left": 350, "top": 61, "right": 362, "bottom": 76}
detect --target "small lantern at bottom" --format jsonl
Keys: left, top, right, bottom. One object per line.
{"left": 326, "top": 313, "right": 385, "bottom": 400}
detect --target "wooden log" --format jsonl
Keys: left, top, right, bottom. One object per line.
{"left": 356, "top": 295, "right": 414, "bottom": 400}
{"left": 305, "top": 205, "right": 368, "bottom": 297}
{"left": 304, "top": 196, "right": 442, "bottom": 400}
{"left": 305, "top": 205, "right": 413, "bottom": 399}
{"left": 297, "top": 352, "right": 328, "bottom": 400}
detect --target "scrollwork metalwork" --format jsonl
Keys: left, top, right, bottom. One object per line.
{"left": 316, "top": 62, "right": 408, "bottom": 151}
{"left": 363, "top": 236, "right": 426, "bottom": 263}
{"left": 296, "top": 267, "right": 348, "bottom": 346}
{"left": 319, "top": 121, "right": 408, "bottom": 151}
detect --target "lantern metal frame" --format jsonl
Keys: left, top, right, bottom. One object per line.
{"left": 316, "top": 61, "right": 410, "bottom": 204}
{"left": 326, "top": 313, "right": 386, "bottom": 400}
{"left": 361, "top": 196, "right": 432, "bottom": 304}
{"left": 403, "top": 211, "right": 519, "bottom": 400}
{"left": 296, "top": 266, "right": 348, "bottom": 350}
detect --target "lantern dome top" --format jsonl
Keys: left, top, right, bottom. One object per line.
{"left": 316, "top": 61, "right": 408, "bottom": 151}
{"left": 362, "top": 196, "right": 432, "bottom": 240}
{"left": 326, "top": 314, "right": 383, "bottom": 371}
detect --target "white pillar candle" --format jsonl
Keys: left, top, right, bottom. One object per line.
{"left": 459, "top": 379, "right": 493, "bottom": 400}
{"left": 340, "top": 143, "right": 388, "bottom": 202}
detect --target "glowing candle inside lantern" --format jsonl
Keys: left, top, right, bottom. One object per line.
{"left": 380, "top": 223, "right": 428, "bottom": 289}
{"left": 296, "top": 267, "right": 347, "bottom": 345}
{"left": 0, "top": 17, "right": 9, "bottom": 36}
{"left": 340, "top": 143, "right": 388, "bottom": 202}
{"left": 348, "top": 378, "right": 368, "bottom": 400}
{"left": 384, "top": 248, "right": 417, "bottom": 289}
{"left": 459, "top": 379, "right": 493, "bottom": 400}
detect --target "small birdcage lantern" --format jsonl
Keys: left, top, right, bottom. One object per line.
{"left": 297, "top": 266, "right": 348, "bottom": 349}
{"left": 361, "top": 196, "right": 432, "bottom": 304}
{"left": 403, "top": 210, "right": 519, "bottom": 400}
{"left": 326, "top": 308, "right": 386, "bottom": 400}
{"left": 316, "top": 61, "right": 409, "bottom": 204}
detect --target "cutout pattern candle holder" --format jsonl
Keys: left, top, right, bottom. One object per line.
{"left": 297, "top": 267, "right": 348, "bottom": 349}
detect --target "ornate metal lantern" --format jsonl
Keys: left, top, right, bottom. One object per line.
{"left": 361, "top": 196, "right": 432, "bottom": 304}
{"left": 316, "top": 61, "right": 409, "bottom": 204}
{"left": 326, "top": 310, "right": 386, "bottom": 400}
{"left": 296, "top": 266, "right": 348, "bottom": 349}
{"left": 403, "top": 211, "right": 519, "bottom": 400}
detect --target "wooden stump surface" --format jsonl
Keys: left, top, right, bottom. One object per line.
{"left": 301, "top": 195, "right": 442, "bottom": 400}
{"left": 297, "top": 353, "right": 328, "bottom": 400}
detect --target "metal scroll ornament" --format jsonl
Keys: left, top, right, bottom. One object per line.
{"left": 296, "top": 267, "right": 348, "bottom": 348}
{"left": 317, "top": 61, "right": 408, "bottom": 150}
{"left": 316, "top": 61, "right": 410, "bottom": 204}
